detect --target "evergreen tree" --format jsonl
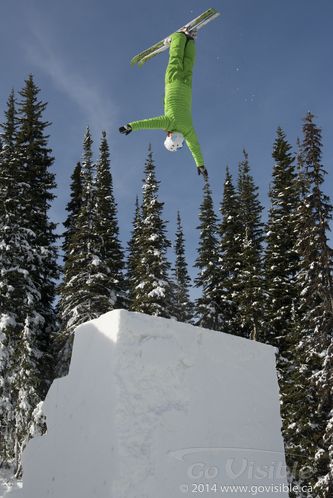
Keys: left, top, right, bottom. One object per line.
{"left": 93, "top": 130, "right": 125, "bottom": 311}
{"left": 0, "top": 90, "right": 26, "bottom": 467}
{"left": 16, "top": 75, "right": 59, "bottom": 396}
{"left": 172, "top": 212, "right": 193, "bottom": 323}
{"left": 130, "top": 145, "right": 172, "bottom": 317}
{"left": 62, "top": 162, "right": 82, "bottom": 261}
{"left": 235, "top": 151, "right": 264, "bottom": 339}
{"left": 288, "top": 113, "right": 333, "bottom": 496}
{"left": 217, "top": 167, "right": 243, "bottom": 335}
{"left": 54, "top": 161, "right": 82, "bottom": 376}
{"left": 194, "top": 178, "right": 221, "bottom": 330}
{"left": 127, "top": 196, "right": 143, "bottom": 306}
{"left": 58, "top": 129, "right": 126, "bottom": 375}
{"left": 262, "top": 128, "right": 302, "bottom": 492}
{"left": 263, "top": 127, "right": 299, "bottom": 349}
{"left": 0, "top": 80, "right": 57, "bottom": 474}
{"left": 57, "top": 128, "right": 98, "bottom": 374}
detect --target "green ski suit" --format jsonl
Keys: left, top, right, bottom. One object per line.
{"left": 129, "top": 32, "right": 204, "bottom": 168}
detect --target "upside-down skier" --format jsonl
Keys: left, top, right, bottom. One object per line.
{"left": 119, "top": 29, "right": 208, "bottom": 179}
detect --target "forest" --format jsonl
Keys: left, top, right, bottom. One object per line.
{"left": 0, "top": 76, "right": 332, "bottom": 497}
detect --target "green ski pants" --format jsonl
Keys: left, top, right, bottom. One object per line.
{"left": 165, "top": 32, "right": 196, "bottom": 87}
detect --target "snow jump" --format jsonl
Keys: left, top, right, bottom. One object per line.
{"left": 119, "top": 8, "right": 220, "bottom": 179}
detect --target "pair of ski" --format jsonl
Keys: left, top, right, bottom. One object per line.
{"left": 131, "top": 8, "right": 220, "bottom": 67}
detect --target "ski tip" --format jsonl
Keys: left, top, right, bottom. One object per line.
{"left": 206, "top": 8, "right": 221, "bottom": 20}
{"left": 130, "top": 60, "right": 144, "bottom": 68}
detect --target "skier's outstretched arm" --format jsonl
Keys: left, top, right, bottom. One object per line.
{"left": 120, "top": 115, "right": 173, "bottom": 134}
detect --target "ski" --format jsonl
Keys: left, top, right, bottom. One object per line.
{"left": 131, "top": 8, "right": 220, "bottom": 67}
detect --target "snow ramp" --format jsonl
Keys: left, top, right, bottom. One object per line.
{"left": 10, "top": 309, "right": 288, "bottom": 497}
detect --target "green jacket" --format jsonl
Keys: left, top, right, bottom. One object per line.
{"left": 129, "top": 33, "right": 204, "bottom": 168}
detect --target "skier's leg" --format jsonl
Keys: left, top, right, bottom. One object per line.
{"left": 183, "top": 39, "right": 196, "bottom": 86}
{"left": 165, "top": 32, "right": 187, "bottom": 84}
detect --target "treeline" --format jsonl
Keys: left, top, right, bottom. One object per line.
{"left": 0, "top": 76, "right": 332, "bottom": 497}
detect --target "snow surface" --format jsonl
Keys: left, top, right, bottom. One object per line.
{"left": 0, "top": 469, "right": 22, "bottom": 497}
{"left": 8, "top": 310, "right": 288, "bottom": 497}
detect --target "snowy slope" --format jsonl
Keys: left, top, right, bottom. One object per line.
{"left": 8, "top": 310, "right": 288, "bottom": 497}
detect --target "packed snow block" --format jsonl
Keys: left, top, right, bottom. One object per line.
{"left": 13, "top": 310, "right": 288, "bottom": 497}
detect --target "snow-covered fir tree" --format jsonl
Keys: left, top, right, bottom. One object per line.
{"left": 235, "top": 151, "right": 264, "bottom": 339}
{"left": 129, "top": 145, "right": 172, "bottom": 317}
{"left": 17, "top": 75, "right": 59, "bottom": 395}
{"left": 263, "top": 127, "right": 299, "bottom": 349}
{"left": 287, "top": 113, "right": 333, "bottom": 496}
{"left": 217, "top": 166, "right": 243, "bottom": 335}
{"left": 262, "top": 128, "right": 301, "bottom": 490}
{"left": 127, "top": 196, "right": 142, "bottom": 305}
{"left": 57, "top": 128, "right": 98, "bottom": 374}
{"left": 53, "top": 161, "right": 82, "bottom": 375}
{"left": 62, "top": 162, "right": 82, "bottom": 262}
{"left": 194, "top": 178, "right": 221, "bottom": 330}
{"left": 171, "top": 212, "right": 193, "bottom": 323}
{"left": 0, "top": 80, "right": 57, "bottom": 474}
{"left": 93, "top": 131, "right": 125, "bottom": 310}
{"left": 0, "top": 90, "right": 27, "bottom": 468}
{"left": 57, "top": 129, "right": 125, "bottom": 375}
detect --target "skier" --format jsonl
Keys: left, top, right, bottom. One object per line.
{"left": 119, "top": 29, "right": 208, "bottom": 178}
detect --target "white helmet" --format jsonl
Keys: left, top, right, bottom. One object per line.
{"left": 164, "top": 132, "right": 184, "bottom": 152}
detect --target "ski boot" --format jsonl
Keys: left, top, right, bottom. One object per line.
{"left": 179, "top": 27, "right": 198, "bottom": 40}
{"left": 164, "top": 27, "right": 197, "bottom": 47}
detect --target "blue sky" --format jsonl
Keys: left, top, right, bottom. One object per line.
{"left": 1, "top": 0, "right": 332, "bottom": 282}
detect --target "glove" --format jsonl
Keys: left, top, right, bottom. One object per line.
{"left": 119, "top": 124, "right": 132, "bottom": 135}
{"left": 197, "top": 165, "right": 208, "bottom": 179}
